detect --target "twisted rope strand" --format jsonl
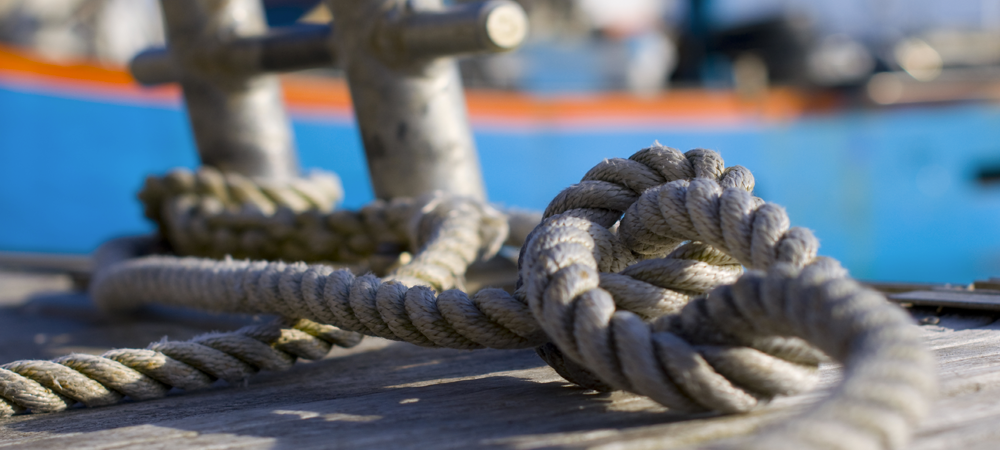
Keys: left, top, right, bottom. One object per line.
{"left": 95, "top": 256, "right": 548, "bottom": 349}
{"left": 92, "top": 147, "right": 831, "bottom": 411}
{"left": 141, "top": 166, "right": 539, "bottom": 267}
{"left": 97, "top": 149, "right": 763, "bottom": 353}
{"left": 517, "top": 144, "right": 934, "bottom": 448}
{"left": 522, "top": 170, "right": 826, "bottom": 408}
{"left": 696, "top": 264, "right": 935, "bottom": 450}
{"left": 0, "top": 318, "right": 359, "bottom": 415}
{"left": 0, "top": 144, "right": 935, "bottom": 450}
{"left": 0, "top": 195, "right": 518, "bottom": 415}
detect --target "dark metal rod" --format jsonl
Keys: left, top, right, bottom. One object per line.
{"left": 259, "top": 24, "right": 335, "bottom": 73}
{"left": 131, "top": 24, "right": 336, "bottom": 86}
{"left": 129, "top": 48, "right": 178, "bottom": 86}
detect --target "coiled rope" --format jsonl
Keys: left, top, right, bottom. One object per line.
{"left": 138, "top": 166, "right": 539, "bottom": 267}
{"left": 0, "top": 193, "right": 511, "bottom": 415}
{"left": 0, "top": 145, "right": 935, "bottom": 450}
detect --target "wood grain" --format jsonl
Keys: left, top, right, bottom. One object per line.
{"left": 2, "top": 271, "right": 1000, "bottom": 449}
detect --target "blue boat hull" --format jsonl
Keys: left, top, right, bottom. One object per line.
{"left": 3, "top": 75, "right": 999, "bottom": 283}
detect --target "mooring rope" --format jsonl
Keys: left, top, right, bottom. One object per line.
{"left": 0, "top": 192, "right": 512, "bottom": 415}
{"left": 138, "top": 166, "right": 539, "bottom": 268}
{"left": 0, "top": 317, "right": 360, "bottom": 416}
{"left": 0, "top": 145, "right": 935, "bottom": 450}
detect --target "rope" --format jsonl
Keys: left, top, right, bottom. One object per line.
{"left": 1, "top": 145, "right": 935, "bottom": 450}
{"left": 139, "top": 166, "right": 539, "bottom": 269}
{"left": 0, "top": 193, "right": 511, "bottom": 415}
{"left": 0, "top": 318, "right": 360, "bottom": 415}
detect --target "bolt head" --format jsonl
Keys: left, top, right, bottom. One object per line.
{"left": 485, "top": 3, "right": 528, "bottom": 50}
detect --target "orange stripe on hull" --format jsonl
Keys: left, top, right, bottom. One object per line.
{"left": 0, "top": 43, "right": 830, "bottom": 127}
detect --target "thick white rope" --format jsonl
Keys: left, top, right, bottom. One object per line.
{"left": 0, "top": 194, "right": 513, "bottom": 415}
{"left": 0, "top": 145, "right": 935, "bottom": 450}
{"left": 139, "top": 166, "right": 539, "bottom": 267}
{"left": 0, "top": 317, "right": 360, "bottom": 416}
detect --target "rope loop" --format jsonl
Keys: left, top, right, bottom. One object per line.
{"left": 0, "top": 143, "right": 935, "bottom": 450}
{"left": 519, "top": 143, "right": 935, "bottom": 448}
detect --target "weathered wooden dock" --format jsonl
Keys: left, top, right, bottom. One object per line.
{"left": 2, "top": 268, "right": 1000, "bottom": 449}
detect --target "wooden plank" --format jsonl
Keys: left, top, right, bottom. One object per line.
{"left": 863, "top": 281, "right": 952, "bottom": 294}
{"left": 908, "top": 386, "right": 1000, "bottom": 450}
{"left": 973, "top": 278, "right": 1000, "bottom": 291}
{"left": 0, "top": 252, "right": 91, "bottom": 275}
{"left": 891, "top": 290, "right": 1000, "bottom": 311}
{"left": 6, "top": 271, "right": 1000, "bottom": 448}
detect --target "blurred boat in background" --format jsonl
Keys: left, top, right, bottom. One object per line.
{"left": 2, "top": 0, "right": 1000, "bottom": 284}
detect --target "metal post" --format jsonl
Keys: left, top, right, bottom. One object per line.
{"left": 133, "top": 0, "right": 527, "bottom": 198}
{"left": 131, "top": 24, "right": 335, "bottom": 85}
{"left": 326, "top": 0, "right": 528, "bottom": 201}
{"left": 150, "top": 0, "right": 301, "bottom": 180}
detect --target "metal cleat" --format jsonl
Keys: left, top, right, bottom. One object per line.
{"left": 130, "top": 0, "right": 528, "bottom": 200}
{"left": 131, "top": 0, "right": 304, "bottom": 180}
